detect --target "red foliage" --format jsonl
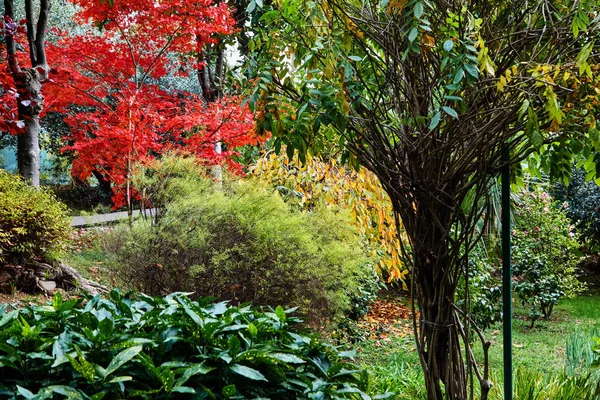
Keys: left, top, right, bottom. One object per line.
{"left": 43, "top": 0, "right": 260, "bottom": 207}
{"left": 0, "top": 17, "right": 31, "bottom": 134}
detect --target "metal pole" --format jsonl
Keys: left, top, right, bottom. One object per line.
{"left": 502, "top": 145, "right": 513, "bottom": 400}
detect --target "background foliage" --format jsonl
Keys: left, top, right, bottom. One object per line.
{"left": 552, "top": 167, "right": 600, "bottom": 250}
{"left": 252, "top": 150, "right": 408, "bottom": 283}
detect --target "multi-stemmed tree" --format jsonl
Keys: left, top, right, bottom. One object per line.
{"left": 247, "top": 0, "right": 600, "bottom": 398}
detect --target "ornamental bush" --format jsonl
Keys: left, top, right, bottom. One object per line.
{"left": 0, "top": 291, "right": 383, "bottom": 399}
{"left": 0, "top": 170, "right": 71, "bottom": 264}
{"left": 512, "top": 189, "right": 584, "bottom": 324}
{"left": 108, "top": 159, "right": 377, "bottom": 328}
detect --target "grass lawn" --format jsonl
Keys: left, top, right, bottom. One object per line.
{"left": 357, "top": 293, "right": 600, "bottom": 399}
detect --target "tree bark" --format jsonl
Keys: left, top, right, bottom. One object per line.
{"left": 411, "top": 218, "right": 468, "bottom": 400}
{"left": 4, "top": 0, "right": 51, "bottom": 187}
{"left": 16, "top": 69, "right": 43, "bottom": 186}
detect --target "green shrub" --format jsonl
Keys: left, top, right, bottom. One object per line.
{"left": 512, "top": 189, "right": 584, "bottom": 324}
{"left": 0, "top": 291, "right": 381, "bottom": 399}
{"left": 0, "top": 170, "right": 71, "bottom": 264}
{"left": 109, "top": 160, "right": 376, "bottom": 328}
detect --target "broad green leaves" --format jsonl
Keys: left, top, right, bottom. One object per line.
{"left": 0, "top": 291, "right": 378, "bottom": 399}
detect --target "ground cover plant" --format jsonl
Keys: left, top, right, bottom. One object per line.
{"left": 0, "top": 290, "right": 387, "bottom": 399}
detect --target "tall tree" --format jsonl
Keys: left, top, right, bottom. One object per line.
{"left": 247, "top": 0, "right": 600, "bottom": 398}
{"left": 46, "top": 0, "right": 259, "bottom": 209}
{"left": 1, "top": 0, "right": 51, "bottom": 186}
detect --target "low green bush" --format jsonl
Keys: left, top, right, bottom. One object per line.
{"left": 108, "top": 158, "right": 377, "bottom": 328}
{"left": 0, "top": 170, "right": 71, "bottom": 264}
{"left": 0, "top": 291, "right": 384, "bottom": 399}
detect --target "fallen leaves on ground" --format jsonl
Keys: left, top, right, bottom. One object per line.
{"left": 357, "top": 298, "right": 416, "bottom": 342}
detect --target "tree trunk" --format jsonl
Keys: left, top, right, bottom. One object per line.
{"left": 15, "top": 69, "right": 43, "bottom": 186}
{"left": 402, "top": 197, "right": 489, "bottom": 400}
{"left": 414, "top": 252, "right": 468, "bottom": 400}
{"left": 4, "top": 0, "right": 50, "bottom": 187}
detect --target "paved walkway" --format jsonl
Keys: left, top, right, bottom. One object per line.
{"left": 71, "top": 208, "right": 158, "bottom": 227}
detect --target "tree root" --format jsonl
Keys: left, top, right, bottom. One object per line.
{"left": 0, "top": 261, "right": 108, "bottom": 296}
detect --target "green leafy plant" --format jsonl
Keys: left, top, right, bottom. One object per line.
{"left": 512, "top": 189, "right": 585, "bottom": 326}
{"left": 108, "top": 159, "right": 377, "bottom": 329}
{"left": 0, "top": 290, "right": 389, "bottom": 399}
{"left": 565, "top": 328, "right": 600, "bottom": 375}
{"left": 510, "top": 367, "right": 600, "bottom": 400}
{"left": 0, "top": 169, "right": 71, "bottom": 264}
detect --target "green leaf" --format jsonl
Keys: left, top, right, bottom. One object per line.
{"left": 175, "top": 362, "right": 215, "bottom": 387}
{"left": 518, "top": 99, "right": 530, "bottom": 121}
{"left": 108, "top": 376, "right": 132, "bottom": 383}
{"left": 177, "top": 297, "right": 204, "bottom": 327}
{"left": 105, "top": 345, "right": 143, "bottom": 377}
{"left": 48, "top": 386, "right": 85, "bottom": 400}
{"left": 247, "top": 323, "right": 258, "bottom": 337}
{"left": 172, "top": 387, "right": 195, "bottom": 394}
{"left": 531, "top": 129, "right": 544, "bottom": 150}
{"left": 348, "top": 55, "right": 362, "bottom": 62}
{"left": 230, "top": 364, "right": 268, "bottom": 381}
{"left": 52, "top": 291, "right": 63, "bottom": 311}
{"left": 414, "top": 2, "right": 424, "bottom": 18}
{"left": 407, "top": 27, "right": 418, "bottom": 43}
{"left": 270, "top": 353, "right": 305, "bottom": 364}
{"left": 17, "top": 386, "right": 35, "bottom": 399}
{"left": 275, "top": 306, "right": 286, "bottom": 322}
{"left": 442, "top": 106, "right": 458, "bottom": 119}
{"left": 222, "top": 385, "right": 237, "bottom": 397}
{"left": 452, "top": 68, "right": 464, "bottom": 84}
{"left": 247, "top": 0, "right": 256, "bottom": 13}
{"left": 0, "top": 310, "right": 17, "bottom": 328}
{"left": 463, "top": 63, "right": 479, "bottom": 78}
{"left": 429, "top": 111, "right": 442, "bottom": 131}
{"left": 443, "top": 39, "right": 454, "bottom": 52}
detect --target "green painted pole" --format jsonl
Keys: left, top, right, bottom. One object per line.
{"left": 502, "top": 145, "right": 513, "bottom": 400}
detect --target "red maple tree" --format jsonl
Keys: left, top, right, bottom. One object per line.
{"left": 45, "top": 0, "right": 260, "bottom": 209}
